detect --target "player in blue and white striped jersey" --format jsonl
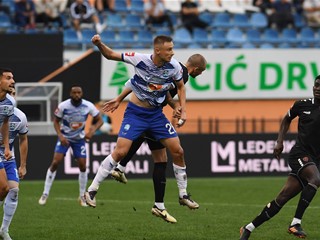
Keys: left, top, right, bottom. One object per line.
{"left": 38, "top": 86, "right": 103, "bottom": 207}
{"left": 0, "top": 68, "right": 15, "bottom": 213}
{"left": 85, "top": 34, "right": 194, "bottom": 223}
{"left": 0, "top": 87, "right": 28, "bottom": 240}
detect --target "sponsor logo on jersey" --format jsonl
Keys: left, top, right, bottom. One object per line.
{"left": 70, "top": 122, "right": 83, "bottom": 130}
{"left": 125, "top": 52, "right": 135, "bottom": 57}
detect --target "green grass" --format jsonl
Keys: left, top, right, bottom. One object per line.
{"left": 7, "top": 177, "right": 320, "bottom": 239}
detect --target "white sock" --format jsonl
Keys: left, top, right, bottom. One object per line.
{"left": 291, "top": 217, "right": 301, "bottom": 226}
{"left": 117, "top": 164, "right": 126, "bottom": 172}
{"left": 173, "top": 163, "right": 187, "bottom": 198}
{"left": 154, "top": 202, "right": 165, "bottom": 210}
{"left": 43, "top": 168, "right": 56, "bottom": 195}
{"left": 88, "top": 154, "right": 117, "bottom": 192}
{"left": 78, "top": 171, "right": 88, "bottom": 197}
{"left": 1, "top": 188, "right": 18, "bottom": 232}
{"left": 246, "top": 223, "right": 255, "bottom": 232}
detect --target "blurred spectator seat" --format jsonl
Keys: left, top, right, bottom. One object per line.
{"left": 250, "top": 12, "right": 268, "bottom": 29}
{"left": 118, "top": 30, "right": 135, "bottom": 46}
{"left": 106, "top": 13, "right": 124, "bottom": 30}
{"left": 81, "top": 29, "right": 96, "bottom": 46}
{"left": 280, "top": 28, "right": 298, "bottom": 44}
{"left": 193, "top": 28, "right": 210, "bottom": 46}
{"left": 63, "top": 29, "right": 82, "bottom": 48}
{"left": 262, "top": 28, "right": 281, "bottom": 44}
{"left": 100, "top": 29, "right": 117, "bottom": 46}
{"left": 226, "top": 28, "right": 246, "bottom": 45}
{"left": 125, "top": 14, "right": 143, "bottom": 30}
{"left": 300, "top": 27, "right": 317, "bottom": 45}
{"left": 173, "top": 27, "right": 193, "bottom": 46}
{"left": 242, "top": 42, "right": 256, "bottom": 48}
{"left": 233, "top": 14, "right": 251, "bottom": 29}
{"left": 114, "top": 0, "right": 128, "bottom": 13}
{"left": 0, "top": 12, "right": 11, "bottom": 29}
{"left": 278, "top": 42, "right": 292, "bottom": 48}
{"left": 211, "top": 29, "right": 227, "bottom": 46}
{"left": 199, "top": 11, "right": 214, "bottom": 27}
{"left": 260, "top": 43, "right": 275, "bottom": 49}
{"left": 130, "top": 0, "right": 144, "bottom": 14}
{"left": 246, "top": 29, "right": 262, "bottom": 44}
{"left": 137, "top": 29, "right": 153, "bottom": 48}
{"left": 188, "top": 42, "right": 202, "bottom": 48}
{"left": 293, "top": 14, "right": 307, "bottom": 29}
{"left": 154, "top": 28, "right": 171, "bottom": 36}
{"left": 212, "top": 12, "right": 232, "bottom": 29}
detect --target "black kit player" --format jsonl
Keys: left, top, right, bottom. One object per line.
{"left": 240, "top": 75, "right": 320, "bottom": 239}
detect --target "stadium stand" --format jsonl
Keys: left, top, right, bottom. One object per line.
{"left": 0, "top": 0, "right": 319, "bottom": 50}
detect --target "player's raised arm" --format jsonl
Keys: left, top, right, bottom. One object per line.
{"left": 92, "top": 34, "right": 122, "bottom": 61}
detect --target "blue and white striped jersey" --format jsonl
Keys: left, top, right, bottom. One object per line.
{"left": 54, "top": 99, "right": 99, "bottom": 142}
{"left": 122, "top": 52, "right": 183, "bottom": 107}
{"left": 0, "top": 107, "right": 28, "bottom": 162}
{"left": 0, "top": 95, "right": 15, "bottom": 128}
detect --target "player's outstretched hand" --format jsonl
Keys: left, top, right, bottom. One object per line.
{"left": 103, "top": 99, "right": 120, "bottom": 113}
{"left": 91, "top": 34, "right": 101, "bottom": 46}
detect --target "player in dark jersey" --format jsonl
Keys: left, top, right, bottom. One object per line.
{"left": 240, "top": 75, "right": 320, "bottom": 239}
{"left": 109, "top": 54, "right": 207, "bottom": 222}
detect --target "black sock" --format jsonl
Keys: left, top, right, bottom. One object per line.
{"left": 294, "top": 183, "right": 317, "bottom": 220}
{"left": 252, "top": 200, "right": 282, "bottom": 228}
{"left": 153, "top": 162, "right": 167, "bottom": 203}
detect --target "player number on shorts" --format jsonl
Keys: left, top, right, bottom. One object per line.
{"left": 165, "top": 123, "right": 176, "bottom": 135}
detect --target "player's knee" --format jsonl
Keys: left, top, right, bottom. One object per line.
{"left": 8, "top": 187, "right": 19, "bottom": 201}
{"left": 172, "top": 146, "right": 184, "bottom": 159}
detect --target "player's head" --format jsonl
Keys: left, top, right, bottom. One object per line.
{"left": 70, "top": 86, "right": 83, "bottom": 106}
{"left": 186, "top": 54, "right": 207, "bottom": 78}
{"left": 0, "top": 67, "right": 15, "bottom": 94}
{"left": 153, "top": 35, "right": 174, "bottom": 63}
{"left": 313, "top": 75, "right": 320, "bottom": 99}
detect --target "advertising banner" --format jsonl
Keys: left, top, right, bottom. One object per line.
{"left": 100, "top": 49, "right": 319, "bottom": 100}
{"left": 22, "top": 134, "right": 295, "bottom": 180}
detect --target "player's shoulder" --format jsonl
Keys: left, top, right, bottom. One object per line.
{"left": 295, "top": 98, "right": 313, "bottom": 106}
{"left": 14, "top": 107, "right": 27, "bottom": 118}
{"left": 5, "top": 93, "right": 16, "bottom": 106}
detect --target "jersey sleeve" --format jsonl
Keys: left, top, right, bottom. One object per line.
{"left": 18, "top": 111, "right": 29, "bottom": 135}
{"left": 54, "top": 102, "right": 64, "bottom": 118}
{"left": 88, "top": 101, "right": 100, "bottom": 117}
{"left": 122, "top": 52, "right": 143, "bottom": 66}
{"left": 287, "top": 100, "right": 300, "bottom": 120}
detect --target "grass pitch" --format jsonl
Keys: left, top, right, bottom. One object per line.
{"left": 7, "top": 177, "right": 320, "bottom": 240}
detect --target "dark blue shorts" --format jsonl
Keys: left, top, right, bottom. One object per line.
{"left": 54, "top": 139, "right": 87, "bottom": 158}
{"left": 4, "top": 160, "right": 19, "bottom": 182}
{"left": 118, "top": 102, "right": 178, "bottom": 141}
